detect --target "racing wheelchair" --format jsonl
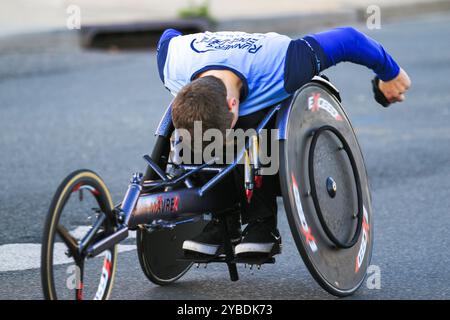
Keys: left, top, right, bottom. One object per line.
{"left": 41, "top": 75, "right": 388, "bottom": 299}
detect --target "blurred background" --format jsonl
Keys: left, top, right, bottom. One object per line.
{"left": 1, "top": 0, "right": 450, "bottom": 299}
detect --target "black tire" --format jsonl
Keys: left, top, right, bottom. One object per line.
{"left": 41, "top": 169, "right": 118, "bottom": 300}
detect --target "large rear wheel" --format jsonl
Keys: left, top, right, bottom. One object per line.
{"left": 279, "top": 82, "right": 374, "bottom": 297}
{"left": 137, "top": 134, "right": 208, "bottom": 285}
{"left": 136, "top": 221, "right": 206, "bottom": 285}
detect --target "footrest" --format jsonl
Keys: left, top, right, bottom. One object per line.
{"left": 232, "top": 257, "right": 276, "bottom": 265}
{"left": 177, "top": 255, "right": 276, "bottom": 265}
{"left": 177, "top": 255, "right": 227, "bottom": 264}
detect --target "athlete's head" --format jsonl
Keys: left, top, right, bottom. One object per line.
{"left": 171, "top": 76, "right": 234, "bottom": 145}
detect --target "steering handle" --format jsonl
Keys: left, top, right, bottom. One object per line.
{"left": 371, "top": 76, "right": 391, "bottom": 108}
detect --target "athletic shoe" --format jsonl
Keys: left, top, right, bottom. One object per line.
{"left": 234, "top": 217, "right": 281, "bottom": 257}
{"left": 182, "top": 218, "right": 241, "bottom": 256}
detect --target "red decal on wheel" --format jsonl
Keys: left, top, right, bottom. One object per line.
{"left": 355, "top": 207, "right": 370, "bottom": 273}
{"left": 90, "top": 188, "right": 100, "bottom": 196}
{"left": 76, "top": 282, "right": 84, "bottom": 300}
{"left": 311, "top": 93, "right": 321, "bottom": 112}
{"left": 292, "top": 173, "right": 318, "bottom": 252}
{"left": 308, "top": 92, "right": 343, "bottom": 121}
{"left": 72, "top": 183, "right": 82, "bottom": 192}
{"left": 103, "top": 257, "right": 112, "bottom": 276}
{"left": 301, "top": 228, "right": 316, "bottom": 244}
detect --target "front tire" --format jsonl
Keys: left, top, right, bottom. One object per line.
{"left": 41, "top": 169, "right": 118, "bottom": 300}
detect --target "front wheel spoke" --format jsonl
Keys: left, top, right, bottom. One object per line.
{"left": 56, "top": 225, "right": 79, "bottom": 256}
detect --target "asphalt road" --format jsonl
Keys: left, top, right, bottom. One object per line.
{"left": 0, "top": 13, "right": 449, "bottom": 300}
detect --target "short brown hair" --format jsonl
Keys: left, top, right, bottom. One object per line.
{"left": 171, "top": 76, "right": 233, "bottom": 147}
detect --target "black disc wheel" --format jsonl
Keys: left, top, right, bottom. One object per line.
{"left": 136, "top": 135, "right": 208, "bottom": 286}
{"left": 279, "top": 82, "right": 374, "bottom": 297}
{"left": 136, "top": 220, "right": 207, "bottom": 285}
{"left": 41, "top": 170, "right": 118, "bottom": 300}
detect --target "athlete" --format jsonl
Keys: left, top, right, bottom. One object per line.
{"left": 156, "top": 27, "right": 411, "bottom": 259}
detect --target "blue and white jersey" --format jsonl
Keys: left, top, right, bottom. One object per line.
{"left": 157, "top": 29, "right": 292, "bottom": 116}
{"left": 156, "top": 27, "right": 400, "bottom": 116}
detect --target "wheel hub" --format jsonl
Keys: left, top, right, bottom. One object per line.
{"left": 326, "top": 177, "right": 337, "bottom": 198}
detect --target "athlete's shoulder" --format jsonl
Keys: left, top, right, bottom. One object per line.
{"left": 157, "top": 28, "right": 182, "bottom": 52}
{"left": 157, "top": 29, "right": 184, "bottom": 83}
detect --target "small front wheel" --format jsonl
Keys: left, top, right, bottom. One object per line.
{"left": 41, "top": 170, "right": 118, "bottom": 300}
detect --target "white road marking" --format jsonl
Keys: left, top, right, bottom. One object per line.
{"left": 0, "top": 243, "right": 137, "bottom": 272}
{"left": 0, "top": 228, "right": 138, "bottom": 272}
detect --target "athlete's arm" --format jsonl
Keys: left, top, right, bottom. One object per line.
{"left": 285, "top": 27, "right": 410, "bottom": 104}
{"left": 308, "top": 27, "right": 410, "bottom": 103}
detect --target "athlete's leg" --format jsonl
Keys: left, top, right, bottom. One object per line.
{"left": 183, "top": 108, "right": 280, "bottom": 257}
{"left": 232, "top": 108, "right": 279, "bottom": 225}
{"left": 232, "top": 109, "right": 281, "bottom": 257}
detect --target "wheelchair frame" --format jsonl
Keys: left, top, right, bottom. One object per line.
{"left": 60, "top": 76, "right": 350, "bottom": 285}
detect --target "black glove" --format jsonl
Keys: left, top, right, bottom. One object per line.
{"left": 371, "top": 76, "right": 391, "bottom": 108}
